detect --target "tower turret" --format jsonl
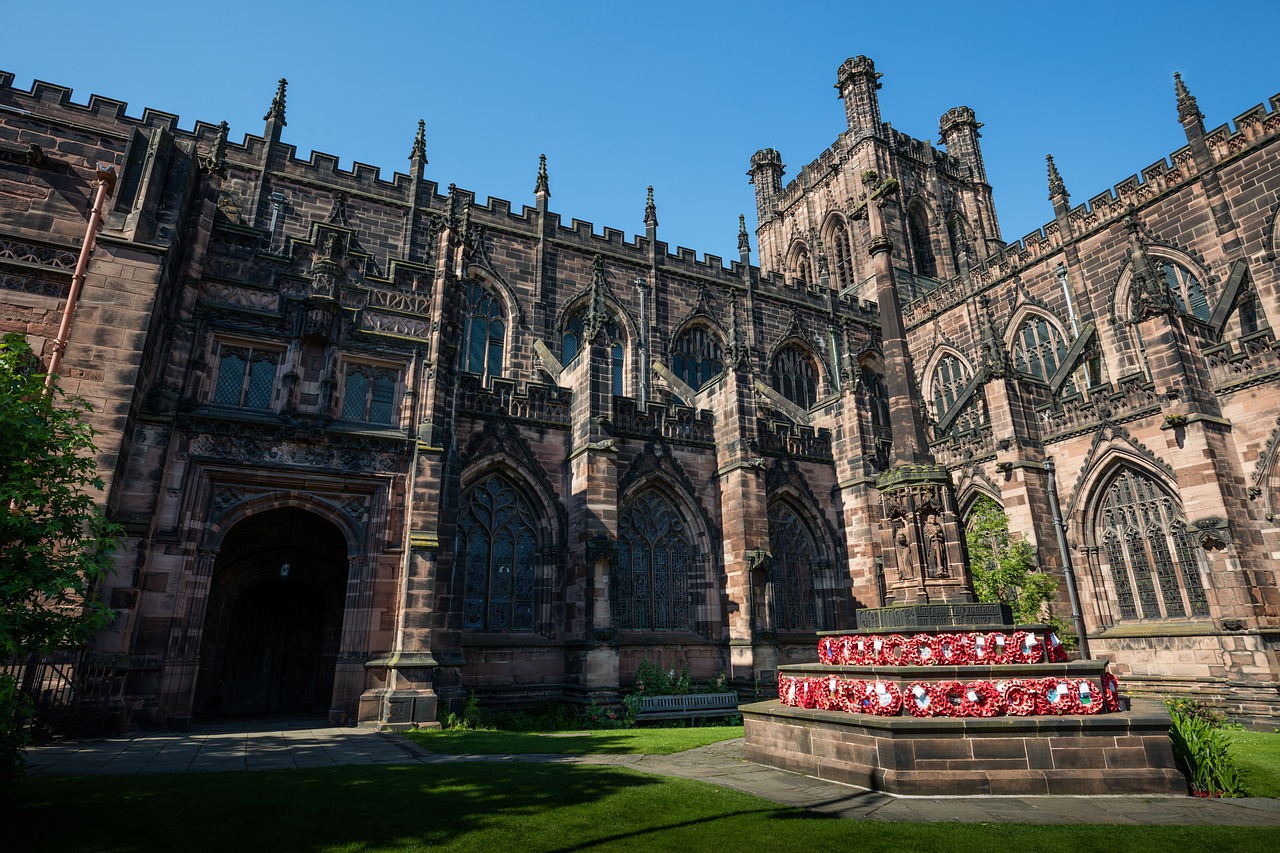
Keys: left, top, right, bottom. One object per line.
{"left": 939, "top": 106, "right": 987, "bottom": 184}
{"left": 834, "top": 56, "right": 883, "bottom": 138}
{"left": 747, "top": 148, "right": 785, "bottom": 224}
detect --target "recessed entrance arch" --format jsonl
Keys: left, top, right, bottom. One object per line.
{"left": 195, "top": 507, "right": 348, "bottom": 717}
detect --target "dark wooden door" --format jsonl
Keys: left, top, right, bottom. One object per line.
{"left": 220, "top": 580, "right": 326, "bottom": 715}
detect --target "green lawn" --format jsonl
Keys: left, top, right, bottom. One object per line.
{"left": 1230, "top": 730, "right": 1280, "bottom": 799}
{"left": 405, "top": 725, "right": 743, "bottom": 755}
{"left": 7, "top": 763, "right": 1279, "bottom": 853}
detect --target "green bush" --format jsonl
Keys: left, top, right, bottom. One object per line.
{"left": 1167, "top": 700, "right": 1246, "bottom": 797}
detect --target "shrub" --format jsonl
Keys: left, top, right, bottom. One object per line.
{"left": 1167, "top": 700, "right": 1246, "bottom": 797}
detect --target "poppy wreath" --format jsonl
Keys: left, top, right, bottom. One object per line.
{"left": 904, "top": 681, "right": 941, "bottom": 717}
{"left": 929, "top": 680, "right": 967, "bottom": 717}
{"left": 879, "top": 634, "right": 912, "bottom": 666}
{"left": 835, "top": 678, "right": 865, "bottom": 713}
{"left": 1101, "top": 672, "right": 1122, "bottom": 712}
{"left": 812, "top": 677, "right": 835, "bottom": 711}
{"left": 959, "top": 680, "right": 1004, "bottom": 717}
{"left": 1037, "top": 677, "right": 1079, "bottom": 715}
{"left": 860, "top": 679, "right": 903, "bottom": 716}
{"left": 818, "top": 636, "right": 838, "bottom": 665}
{"left": 778, "top": 676, "right": 796, "bottom": 705}
{"left": 1071, "top": 679, "right": 1105, "bottom": 715}
{"left": 907, "top": 633, "right": 938, "bottom": 666}
{"left": 1002, "top": 680, "right": 1038, "bottom": 716}
{"left": 972, "top": 631, "right": 1011, "bottom": 664}
{"left": 846, "top": 635, "right": 871, "bottom": 665}
{"left": 935, "top": 632, "right": 973, "bottom": 666}
{"left": 1009, "top": 630, "right": 1044, "bottom": 664}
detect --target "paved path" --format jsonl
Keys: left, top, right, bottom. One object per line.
{"left": 23, "top": 722, "right": 1280, "bottom": 827}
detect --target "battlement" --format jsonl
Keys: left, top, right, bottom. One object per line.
{"left": 0, "top": 70, "right": 760, "bottom": 289}
{"left": 901, "top": 87, "right": 1280, "bottom": 329}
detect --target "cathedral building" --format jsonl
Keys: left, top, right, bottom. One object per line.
{"left": 0, "top": 56, "right": 1276, "bottom": 728}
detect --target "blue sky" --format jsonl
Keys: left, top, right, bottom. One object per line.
{"left": 4, "top": 1, "right": 1278, "bottom": 263}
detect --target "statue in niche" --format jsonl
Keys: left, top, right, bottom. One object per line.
{"left": 923, "top": 511, "right": 948, "bottom": 578}
{"left": 892, "top": 517, "right": 914, "bottom": 580}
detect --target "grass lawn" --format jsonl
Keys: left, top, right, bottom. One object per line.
{"left": 405, "top": 724, "right": 743, "bottom": 755}
{"left": 1230, "top": 730, "right": 1280, "bottom": 799}
{"left": 8, "top": 763, "right": 1279, "bottom": 853}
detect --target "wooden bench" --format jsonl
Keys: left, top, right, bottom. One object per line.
{"left": 633, "top": 692, "right": 740, "bottom": 724}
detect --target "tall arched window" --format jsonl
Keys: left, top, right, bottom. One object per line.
{"left": 615, "top": 491, "right": 692, "bottom": 631}
{"left": 768, "top": 503, "right": 823, "bottom": 630}
{"left": 672, "top": 326, "right": 724, "bottom": 390}
{"left": 562, "top": 308, "right": 625, "bottom": 396}
{"left": 861, "top": 363, "right": 891, "bottom": 470}
{"left": 829, "top": 219, "right": 855, "bottom": 290}
{"left": 1159, "top": 261, "right": 1211, "bottom": 323}
{"left": 909, "top": 205, "right": 938, "bottom": 278}
{"left": 931, "top": 353, "right": 970, "bottom": 418}
{"left": 461, "top": 280, "right": 505, "bottom": 381}
{"left": 771, "top": 344, "right": 819, "bottom": 410}
{"left": 1012, "top": 314, "right": 1070, "bottom": 382}
{"left": 1096, "top": 467, "right": 1209, "bottom": 621}
{"left": 458, "top": 474, "right": 539, "bottom": 632}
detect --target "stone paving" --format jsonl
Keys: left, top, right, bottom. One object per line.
{"left": 23, "top": 721, "right": 1280, "bottom": 827}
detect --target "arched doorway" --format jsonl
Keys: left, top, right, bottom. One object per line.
{"left": 195, "top": 508, "right": 348, "bottom": 717}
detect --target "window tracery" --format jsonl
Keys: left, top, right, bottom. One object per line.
{"left": 460, "top": 280, "right": 505, "bottom": 381}
{"left": 458, "top": 474, "right": 539, "bottom": 632}
{"left": 213, "top": 344, "right": 279, "bottom": 410}
{"left": 615, "top": 490, "right": 692, "bottom": 631}
{"left": 768, "top": 503, "right": 823, "bottom": 631}
{"left": 1095, "top": 467, "right": 1209, "bottom": 621}
{"left": 672, "top": 326, "right": 724, "bottom": 390}
{"left": 771, "top": 344, "right": 819, "bottom": 410}
{"left": 562, "top": 308, "right": 625, "bottom": 396}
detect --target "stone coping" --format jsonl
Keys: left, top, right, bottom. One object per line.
{"left": 779, "top": 660, "right": 1109, "bottom": 679}
{"left": 740, "top": 699, "right": 1170, "bottom": 734}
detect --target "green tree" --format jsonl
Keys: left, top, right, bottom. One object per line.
{"left": 1, "top": 333, "right": 121, "bottom": 775}
{"left": 964, "top": 495, "right": 1062, "bottom": 629}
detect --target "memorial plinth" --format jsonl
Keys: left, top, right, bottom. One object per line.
{"left": 741, "top": 608, "right": 1186, "bottom": 795}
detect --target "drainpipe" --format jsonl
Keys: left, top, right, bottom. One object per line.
{"left": 46, "top": 163, "right": 117, "bottom": 389}
{"left": 1046, "top": 457, "right": 1090, "bottom": 659}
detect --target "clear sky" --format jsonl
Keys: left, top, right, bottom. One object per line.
{"left": 4, "top": 1, "right": 1279, "bottom": 264}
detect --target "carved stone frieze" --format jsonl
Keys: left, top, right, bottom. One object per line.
{"left": 185, "top": 418, "right": 409, "bottom": 474}
{"left": 360, "top": 311, "right": 432, "bottom": 339}
{"left": 200, "top": 280, "right": 280, "bottom": 312}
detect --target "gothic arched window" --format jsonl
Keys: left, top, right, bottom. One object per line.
{"left": 1096, "top": 467, "right": 1209, "bottom": 621}
{"left": 790, "top": 244, "right": 813, "bottom": 286}
{"left": 341, "top": 363, "right": 398, "bottom": 425}
{"left": 458, "top": 474, "right": 539, "bottom": 632}
{"left": 1159, "top": 261, "right": 1211, "bottom": 323}
{"left": 562, "top": 308, "right": 625, "bottom": 396}
{"left": 461, "top": 280, "right": 505, "bottom": 381}
{"left": 909, "top": 205, "right": 938, "bottom": 279}
{"left": 860, "top": 363, "right": 891, "bottom": 470}
{"left": 931, "top": 353, "right": 970, "bottom": 418}
{"left": 672, "top": 326, "right": 724, "bottom": 390}
{"left": 615, "top": 491, "right": 692, "bottom": 631}
{"left": 1012, "top": 314, "right": 1070, "bottom": 382}
{"left": 771, "top": 344, "right": 819, "bottom": 410}
{"left": 829, "top": 219, "right": 855, "bottom": 290}
{"left": 768, "top": 503, "right": 824, "bottom": 631}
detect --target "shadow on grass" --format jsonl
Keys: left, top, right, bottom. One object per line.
{"left": 404, "top": 726, "right": 742, "bottom": 755}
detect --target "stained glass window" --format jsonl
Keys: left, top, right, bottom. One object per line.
{"left": 1096, "top": 468, "right": 1209, "bottom": 621}
{"left": 213, "top": 344, "right": 279, "bottom": 410}
{"left": 768, "top": 503, "right": 821, "bottom": 630}
{"left": 615, "top": 491, "right": 691, "bottom": 631}
{"left": 672, "top": 326, "right": 724, "bottom": 390}
{"left": 931, "top": 354, "right": 970, "bottom": 417}
{"left": 460, "top": 280, "right": 505, "bottom": 381}
{"left": 861, "top": 365, "right": 891, "bottom": 470}
{"left": 771, "top": 344, "right": 819, "bottom": 410}
{"left": 458, "top": 475, "right": 539, "bottom": 632}
{"left": 829, "top": 220, "right": 854, "bottom": 290}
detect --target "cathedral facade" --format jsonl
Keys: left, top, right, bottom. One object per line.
{"left": 1, "top": 57, "right": 1277, "bottom": 728}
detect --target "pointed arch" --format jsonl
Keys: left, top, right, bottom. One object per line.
{"left": 615, "top": 472, "right": 711, "bottom": 633}
{"left": 558, "top": 294, "right": 635, "bottom": 397}
{"left": 786, "top": 239, "right": 814, "bottom": 286}
{"left": 455, "top": 470, "right": 545, "bottom": 632}
{"left": 856, "top": 349, "right": 891, "bottom": 470}
{"left": 766, "top": 498, "right": 829, "bottom": 631}
{"left": 459, "top": 276, "right": 507, "bottom": 382}
{"left": 1113, "top": 246, "right": 1214, "bottom": 325}
{"left": 1004, "top": 306, "right": 1074, "bottom": 386}
{"left": 906, "top": 197, "right": 938, "bottom": 279}
{"left": 769, "top": 338, "right": 823, "bottom": 410}
{"left": 1083, "top": 461, "right": 1209, "bottom": 622}
{"left": 203, "top": 490, "right": 362, "bottom": 557}
{"left": 820, "top": 211, "right": 858, "bottom": 290}
{"left": 669, "top": 321, "right": 726, "bottom": 391}
{"left": 921, "top": 346, "right": 974, "bottom": 420}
